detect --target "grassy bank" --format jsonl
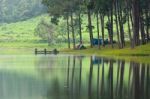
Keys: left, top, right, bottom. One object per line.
{"left": 62, "top": 43, "right": 150, "bottom": 64}
{"left": 0, "top": 41, "right": 150, "bottom": 64}
{"left": 0, "top": 42, "right": 67, "bottom": 55}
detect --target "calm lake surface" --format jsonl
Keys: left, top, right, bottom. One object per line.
{"left": 0, "top": 55, "right": 149, "bottom": 99}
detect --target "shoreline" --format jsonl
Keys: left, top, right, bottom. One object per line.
{"left": 0, "top": 42, "right": 150, "bottom": 64}
{"left": 61, "top": 51, "right": 150, "bottom": 64}
{"left": 61, "top": 43, "right": 150, "bottom": 64}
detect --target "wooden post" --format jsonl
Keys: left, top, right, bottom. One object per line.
{"left": 35, "top": 48, "right": 37, "bottom": 55}
{"left": 44, "top": 49, "right": 47, "bottom": 55}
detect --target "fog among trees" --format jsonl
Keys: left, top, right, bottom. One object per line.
{"left": 0, "top": 0, "right": 46, "bottom": 23}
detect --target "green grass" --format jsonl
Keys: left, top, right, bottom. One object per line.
{"left": 62, "top": 43, "right": 150, "bottom": 64}
{"left": 0, "top": 14, "right": 50, "bottom": 42}
{"left": 0, "top": 42, "right": 67, "bottom": 55}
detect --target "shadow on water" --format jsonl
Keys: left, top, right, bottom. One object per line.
{"left": 0, "top": 55, "right": 149, "bottom": 99}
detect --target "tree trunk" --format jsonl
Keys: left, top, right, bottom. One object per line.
{"left": 125, "top": 0, "right": 133, "bottom": 48}
{"left": 117, "top": 0, "right": 125, "bottom": 48}
{"left": 107, "top": 13, "right": 113, "bottom": 48}
{"left": 67, "top": 15, "right": 71, "bottom": 49}
{"left": 114, "top": 0, "right": 121, "bottom": 48}
{"left": 127, "top": 14, "right": 133, "bottom": 48}
{"left": 129, "top": 10, "right": 134, "bottom": 28}
{"left": 107, "top": 14, "right": 111, "bottom": 44}
{"left": 145, "top": 12, "right": 150, "bottom": 42}
{"left": 145, "top": 4, "right": 150, "bottom": 42}
{"left": 140, "top": 13, "right": 146, "bottom": 44}
{"left": 87, "top": 9, "right": 93, "bottom": 48}
{"left": 78, "top": 11, "right": 82, "bottom": 43}
{"left": 96, "top": 12, "right": 100, "bottom": 49}
{"left": 110, "top": 1, "right": 114, "bottom": 48}
{"left": 132, "top": 0, "right": 140, "bottom": 46}
{"left": 100, "top": 14, "right": 105, "bottom": 47}
{"left": 70, "top": 12, "right": 76, "bottom": 49}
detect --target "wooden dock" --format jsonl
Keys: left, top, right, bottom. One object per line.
{"left": 35, "top": 48, "right": 59, "bottom": 55}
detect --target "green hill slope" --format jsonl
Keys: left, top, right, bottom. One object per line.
{"left": 0, "top": 14, "right": 50, "bottom": 42}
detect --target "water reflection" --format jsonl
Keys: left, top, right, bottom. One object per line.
{"left": 45, "top": 56, "right": 150, "bottom": 99}
{"left": 0, "top": 55, "right": 149, "bottom": 99}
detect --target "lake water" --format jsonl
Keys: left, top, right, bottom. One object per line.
{"left": 0, "top": 55, "right": 149, "bottom": 99}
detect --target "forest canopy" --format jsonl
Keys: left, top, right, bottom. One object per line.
{"left": 0, "top": 0, "right": 46, "bottom": 23}
{"left": 42, "top": 0, "right": 150, "bottom": 49}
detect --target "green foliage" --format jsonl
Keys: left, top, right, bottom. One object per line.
{"left": 34, "top": 17, "right": 80, "bottom": 45}
{"left": 0, "top": 0, "right": 46, "bottom": 23}
{"left": 35, "top": 19, "right": 57, "bottom": 45}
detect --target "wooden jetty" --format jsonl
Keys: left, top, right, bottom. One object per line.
{"left": 35, "top": 48, "right": 59, "bottom": 55}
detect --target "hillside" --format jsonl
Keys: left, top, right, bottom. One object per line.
{"left": 0, "top": 14, "right": 135, "bottom": 44}
{"left": 0, "top": 14, "right": 50, "bottom": 42}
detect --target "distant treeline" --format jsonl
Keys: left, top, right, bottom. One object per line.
{"left": 0, "top": 0, "right": 46, "bottom": 23}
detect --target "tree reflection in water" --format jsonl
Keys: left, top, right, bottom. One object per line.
{"left": 43, "top": 56, "right": 150, "bottom": 99}
{"left": 0, "top": 55, "right": 149, "bottom": 99}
